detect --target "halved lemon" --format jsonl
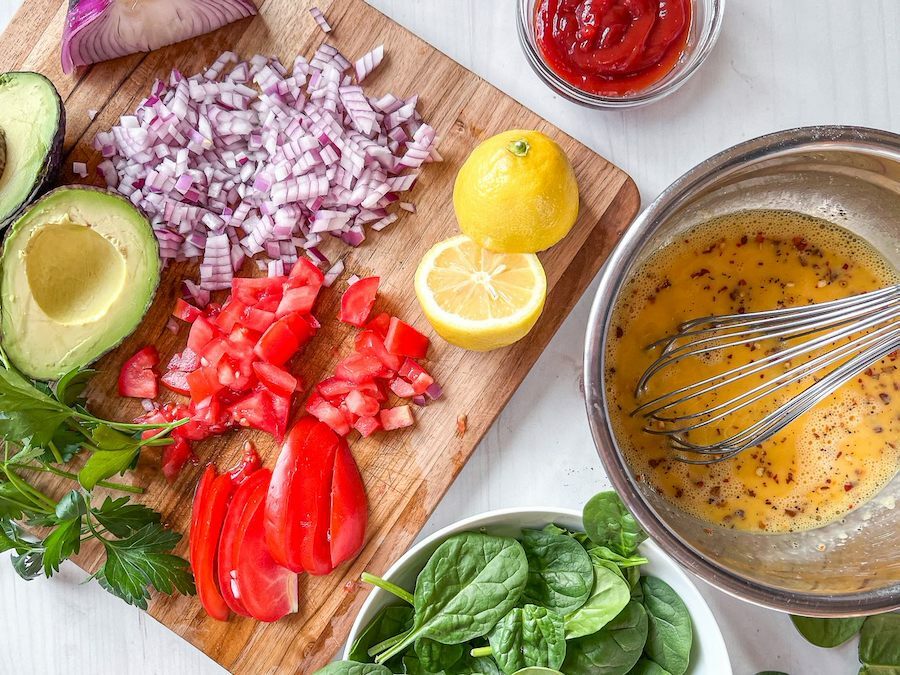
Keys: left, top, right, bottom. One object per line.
{"left": 414, "top": 235, "right": 547, "bottom": 351}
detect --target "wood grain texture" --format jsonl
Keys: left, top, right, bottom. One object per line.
{"left": 0, "top": 0, "right": 638, "bottom": 671}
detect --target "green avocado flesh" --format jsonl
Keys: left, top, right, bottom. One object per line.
{"left": 0, "top": 188, "right": 160, "bottom": 380}
{"left": 0, "top": 72, "right": 64, "bottom": 228}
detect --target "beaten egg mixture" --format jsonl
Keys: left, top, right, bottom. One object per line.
{"left": 606, "top": 210, "right": 899, "bottom": 532}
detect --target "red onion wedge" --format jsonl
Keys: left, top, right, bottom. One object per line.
{"left": 61, "top": 0, "right": 257, "bottom": 74}
{"left": 94, "top": 44, "right": 440, "bottom": 292}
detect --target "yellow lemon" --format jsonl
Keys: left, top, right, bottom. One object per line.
{"left": 453, "top": 129, "right": 579, "bottom": 253}
{"left": 414, "top": 235, "right": 547, "bottom": 351}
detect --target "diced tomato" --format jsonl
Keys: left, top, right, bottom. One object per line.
{"left": 229, "top": 441, "right": 263, "bottom": 484}
{"left": 253, "top": 362, "right": 299, "bottom": 397}
{"left": 167, "top": 348, "right": 200, "bottom": 373}
{"left": 306, "top": 392, "right": 351, "bottom": 436}
{"left": 380, "top": 405, "right": 415, "bottom": 431}
{"left": 355, "top": 330, "right": 402, "bottom": 371}
{"left": 173, "top": 298, "right": 202, "bottom": 323}
{"left": 339, "top": 276, "right": 380, "bottom": 327}
{"left": 389, "top": 377, "right": 416, "bottom": 398}
{"left": 335, "top": 352, "right": 386, "bottom": 384}
{"left": 287, "top": 257, "right": 325, "bottom": 290}
{"left": 398, "top": 358, "right": 435, "bottom": 395}
{"left": 282, "top": 312, "right": 318, "bottom": 348}
{"left": 238, "top": 306, "right": 277, "bottom": 333}
{"left": 255, "top": 319, "right": 301, "bottom": 366}
{"left": 253, "top": 295, "right": 281, "bottom": 313}
{"left": 229, "top": 325, "right": 262, "bottom": 347}
{"left": 384, "top": 317, "right": 430, "bottom": 359}
{"left": 161, "top": 369, "right": 191, "bottom": 396}
{"left": 186, "top": 366, "right": 225, "bottom": 404}
{"left": 344, "top": 389, "right": 380, "bottom": 417}
{"left": 216, "top": 355, "right": 255, "bottom": 391}
{"left": 353, "top": 415, "right": 381, "bottom": 437}
{"left": 317, "top": 377, "right": 356, "bottom": 400}
{"left": 276, "top": 285, "right": 319, "bottom": 317}
{"left": 215, "top": 299, "right": 248, "bottom": 332}
{"left": 199, "top": 337, "right": 229, "bottom": 369}
{"left": 232, "top": 276, "right": 284, "bottom": 306}
{"left": 118, "top": 346, "right": 160, "bottom": 399}
{"left": 204, "top": 302, "right": 222, "bottom": 318}
{"left": 228, "top": 389, "right": 280, "bottom": 439}
{"left": 161, "top": 436, "right": 195, "bottom": 482}
{"left": 364, "top": 312, "right": 391, "bottom": 339}
{"left": 188, "top": 315, "right": 217, "bottom": 354}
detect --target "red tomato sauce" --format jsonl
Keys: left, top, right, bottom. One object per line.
{"left": 535, "top": 0, "right": 691, "bottom": 97}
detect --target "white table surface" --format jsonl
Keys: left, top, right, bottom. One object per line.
{"left": 0, "top": 1, "right": 896, "bottom": 673}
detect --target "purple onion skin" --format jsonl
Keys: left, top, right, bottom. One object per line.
{"left": 61, "top": 0, "right": 258, "bottom": 74}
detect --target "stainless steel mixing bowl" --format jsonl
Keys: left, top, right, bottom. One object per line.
{"left": 584, "top": 126, "right": 900, "bottom": 616}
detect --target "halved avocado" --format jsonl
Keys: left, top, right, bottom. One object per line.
{"left": 0, "top": 187, "right": 160, "bottom": 380}
{"left": 0, "top": 72, "right": 65, "bottom": 229}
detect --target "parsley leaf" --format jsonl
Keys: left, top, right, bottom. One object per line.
{"left": 91, "top": 496, "right": 160, "bottom": 538}
{"left": 0, "top": 365, "right": 72, "bottom": 447}
{"left": 94, "top": 524, "right": 195, "bottom": 609}
{"left": 53, "top": 368, "right": 95, "bottom": 407}
{"left": 78, "top": 427, "right": 144, "bottom": 490}
{"left": 42, "top": 518, "right": 82, "bottom": 576}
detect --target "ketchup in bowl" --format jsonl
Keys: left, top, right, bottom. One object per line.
{"left": 535, "top": 0, "right": 691, "bottom": 97}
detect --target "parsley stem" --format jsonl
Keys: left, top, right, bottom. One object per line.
{"left": 7, "top": 463, "right": 144, "bottom": 494}
{"left": 73, "top": 412, "right": 190, "bottom": 432}
{"left": 360, "top": 572, "right": 414, "bottom": 605}
{"left": 1, "top": 467, "right": 56, "bottom": 512}
{"left": 48, "top": 441, "right": 64, "bottom": 464}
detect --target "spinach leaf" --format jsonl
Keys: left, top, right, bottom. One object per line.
{"left": 512, "top": 669, "right": 565, "bottom": 675}
{"left": 400, "top": 655, "right": 429, "bottom": 675}
{"left": 640, "top": 577, "right": 692, "bottom": 675}
{"left": 314, "top": 662, "right": 392, "bottom": 675}
{"left": 588, "top": 545, "right": 649, "bottom": 569}
{"left": 449, "top": 652, "right": 502, "bottom": 674}
{"left": 789, "top": 615, "right": 864, "bottom": 648}
{"left": 520, "top": 528, "right": 593, "bottom": 615}
{"left": 628, "top": 659, "right": 673, "bottom": 675}
{"left": 565, "top": 558, "right": 631, "bottom": 639}
{"left": 563, "top": 601, "right": 649, "bottom": 675}
{"left": 349, "top": 605, "right": 414, "bottom": 663}
{"left": 858, "top": 613, "right": 900, "bottom": 671}
{"left": 416, "top": 638, "right": 464, "bottom": 672}
{"left": 488, "top": 604, "right": 566, "bottom": 673}
{"left": 583, "top": 491, "right": 647, "bottom": 556}
{"left": 376, "top": 533, "right": 528, "bottom": 663}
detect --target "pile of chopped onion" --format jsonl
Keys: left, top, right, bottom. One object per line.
{"left": 94, "top": 44, "right": 439, "bottom": 293}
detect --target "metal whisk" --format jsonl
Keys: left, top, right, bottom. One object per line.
{"left": 632, "top": 284, "right": 900, "bottom": 464}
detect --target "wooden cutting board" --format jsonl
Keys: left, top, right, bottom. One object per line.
{"left": 0, "top": 0, "right": 639, "bottom": 671}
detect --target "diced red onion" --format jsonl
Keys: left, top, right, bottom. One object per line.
{"left": 425, "top": 382, "right": 443, "bottom": 400}
{"left": 412, "top": 395, "right": 427, "bottom": 407}
{"left": 347, "top": 274, "right": 360, "bottom": 286}
{"left": 354, "top": 45, "right": 384, "bottom": 83}
{"left": 140, "top": 398, "right": 156, "bottom": 412}
{"left": 72, "top": 161, "right": 88, "bottom": 178}
{"left": 165, "top": 317, "right": 180, "bottom": 334}
{"left": 310, "top": 7, "right": 332, "bottom": 34}
{"left": 323, "top": 259, "right": 344, "bottom": 287}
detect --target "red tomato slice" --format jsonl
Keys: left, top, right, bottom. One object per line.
{"left": 255, "top": 318, "right": 301, "bottom": 366}
{"left": 190, "top": 466, "right": 232, "bottom": 621}
{"left": 187, "top": 315, "right": 216, "bottom": 354}
{"left": 355, "top": 330, "right": 402, "bottom": 372}
{"left": 232, "top": 276, "right": 285, "bottom": 306}
{"left": 161, "top": 435, "right": 195, "bottom": 482}
{"left": 277, "top": 286, "right": 319, "bottom": 317}
{"left": 238, "top": 306, "right": 277, "bottom": 333}
{"left": 380, "top": 405, "right": 415, "bottom": 431}
{"left": 288, "top": 258, "right": 325, "bottom": 290}
{"left": 118, "top": 346, "right": 159, "bottom": 399}
{"left": 215, "top": 299, "right": 248, "bottom": 333}
{"left": 338, "top": 276, "right": 380, "bottom": 327}
{"left": 217, "top": 470, "right": 264, "bottom": 617}
{"left": 306, "top": 393, "right": 351, "bottom": 436}
{"left": 160, "top": 369, "right": 190, "bottom": 396}
{"left": 329, "top": 442, "right": 368, "bottom": 568}
{"left": 364, "top": 312, "right": 391, "bottom": 339}
{"left": 173, "top": 298, "right": 202, "bottom": 323}
{"left": 353, "top": 415, "right": 381, "bottom": 438}
{"left": 384, "top": 317, "right": 430, "bottom": 359}
{"left": 253, "top": 362, "right": 299, "bottom": 397}
{"left": 344, "top": 389, "right": 380, "bottom": 417}
{"left": 335, "top": 353, "right": 387, "bottom": 384}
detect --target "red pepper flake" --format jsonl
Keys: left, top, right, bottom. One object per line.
{"left": 690, "top": 268, "right": 711, "bottom": 278}
{"left": 755, "top": 232, "right": 765, "bottom": 243}
{"left": 737, "top": 279, "right": 747, "bottom": 286}
{"left": 648, "top": 458, "right": 664, "bottom": 468}
{"left": 784, "top": 509, "right": 798, "bottom": 517}
{"left": 615, "top": 326, "right": 624, "bottom": 339}
{"left": 655, "top": 279, "right": 671, "bottom": 293}
{"left": 674, "top": 487, "right": 684, "bottom": 499}
{"left": 792, "top": 236, "right": 808, "bottom": 251}
{"left": 844, "top": 482, "right": 854, "bottom": 492}
{"left": 879, "top": 392, "right": 891, "bottom": 405}
{"left": 842, "top": 263, "right": 849, "bottom": 270}
{"left": 456, "top": 414, "right": 467, "bottom": 436}
{"left": 738, "top": 235, "right": 748, "bottom": 246}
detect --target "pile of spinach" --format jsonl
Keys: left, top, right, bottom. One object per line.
{"left": 765, "top": 612, "right": 900, "bottom": 674}
{"left": 319, "top": 491, "right": 695, "bottom": 675}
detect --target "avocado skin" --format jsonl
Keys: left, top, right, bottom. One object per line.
{"left": 0, "top": 71, "right": 66, "bottom": 230}
{"left": 0, "top": 186, "right": 161, "bottom": 380}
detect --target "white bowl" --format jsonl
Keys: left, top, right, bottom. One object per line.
{"left": 344, "top": 507, "right": 732, "bottom": 674}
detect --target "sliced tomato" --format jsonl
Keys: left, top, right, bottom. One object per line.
{"left": 173, "top": 298, "right": 202, "bottom": 323}
{"left": 217, "top": 470, "right": 263, "bottom": 617}
{"left": 118, "top": 346, "right": 159, "bottom": 399}
{"left": 229, "top": 441, "right": 263, "bottom": 483}
{"left": 277, "top": 286, "right": 319, "bottom": 317}
{"left": 190, "top": 466, "right": 232, "bottom": 621}
{"left": 335, "top": 352, "right": 387, "bottom": 384}
{"left": 364, "top": 312, "right": 391, "bottom": 338}
{"left": 253, "top": 362, "right": 299, "bottom": 397}
{"left": 338, "top": 276, "right": 379, "bottom": 327}
{"left": 232, "top": 276, "right": 285, "bottom": 306}
{"left": 187, "top": 315, "right": 217, "bottom": 354}
{"left": 215, "top": 298, "right": 248, "bottom": 332}
{"left": 344, "top": 389, "right": 380, "bottom": 417}
{"left": 306, "top": 392, "right": 351, "bottom": 436}
{"left": 355, "top": 330, "right": 403, "bottom": 372}
{"left": 238, "top": 306, "right": 277, "bottom": 333}
{"left": 255, "top": 318, "right": 301, "bottom": 366}
{"left": 288, "top": 257, "right": 325, "bottom": 290}
{"left": 380, "top": 405, "right": 415, "bottom": 431}
{"left": 398, "top": 358, "right": 435, "bottom": 395}
{"left": 353, "top": 415, "right": 381, "bottom": 438}
{"left": 384, "top": 317, "right": 430, "bottom": 359}
{"left": 161, "top": 369, "right": 190, "bottom": 396}
{"left": 161, "top": 436, "right": 195, "bottom": 482}
{"left": 329, "top": 442, "right": 368, "bottom": 568}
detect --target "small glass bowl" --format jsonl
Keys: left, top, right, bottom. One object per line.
{"left": 516, "top": 0, "right": 726, "bottom": 109}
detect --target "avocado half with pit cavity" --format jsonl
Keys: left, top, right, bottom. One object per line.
{"left": 0, "top": 187, "right": 160, "bottom": 380}
{"left": 0, "top": 72, "right": 65, "bottom": 229}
